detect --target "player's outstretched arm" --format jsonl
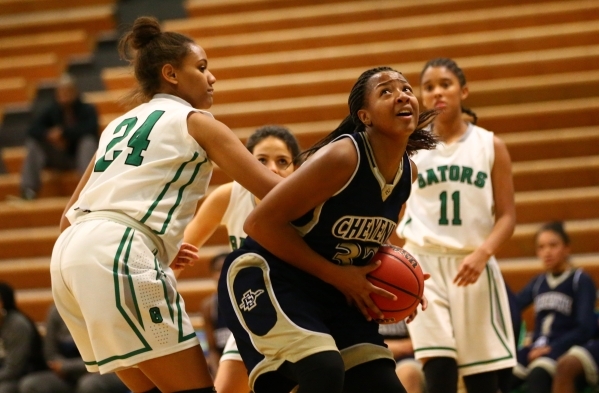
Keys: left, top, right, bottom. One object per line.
{"left": 184, "top": 182, "right": 233, "bottom": 249}
{"left": 187, "top": 113, "right": 280, "bottom": 200}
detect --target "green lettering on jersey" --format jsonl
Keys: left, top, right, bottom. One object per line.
{"left": 418, "top": 173, "right": 426, "bottom": 189}
{"left": 449, "top": 165, "right": 460, "bottom": 181}
{"left": 438, "top": 165, "right": 448, "bottom": 182}
{"left": 439, "top": 190, "right": 462, "bottom": 226}
{"left": 460, "top": 166, "right": 473, "bottom": 184}
{"left": 94, "top": 118, "right": 138, "bottom": 172}
{"left": 229, "top": 236, "right": 237, "bottom": 250}
{"left": 474, "top": 171, "right": 488, "bottom": 188}
{"left": 126, "top": 110, "right": 165, "bottom": 166}
{"left": 229, "top": 236, "right": 246, "bottom": 250}
{"left": 94, "top": 110, "right": 164, "bottom": 172}
{"left": 426, "top": 168, "right": 439, "bottom": 185}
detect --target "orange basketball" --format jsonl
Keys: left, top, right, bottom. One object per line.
{"left": 366, "top": 244, "right": 424, "bottom": 324}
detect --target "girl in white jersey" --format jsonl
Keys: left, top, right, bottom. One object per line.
{"left": 50, "top": 17, "right": 281, "bottom": 393}
{"left": 397, "top": 58, "right": 517, "bottom": 393}
{"left": 182, "top": 125, "right": 301, "bottom": 393}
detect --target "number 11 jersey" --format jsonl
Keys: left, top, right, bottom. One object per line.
{"left": 398, "top": 123, "right": 495, "bottom": 251}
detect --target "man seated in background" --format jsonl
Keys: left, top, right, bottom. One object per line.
{"left": 19, "top": 73, "right": 98, "bottom": 200}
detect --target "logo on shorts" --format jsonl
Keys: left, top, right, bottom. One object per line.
{"left": 239, "top": 289, "right": 265, "bottom": 312}
{"left": 149, "top": 307, "right": 163, "bottom": 323}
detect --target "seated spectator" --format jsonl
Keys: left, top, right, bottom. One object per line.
{"left": 379, "top": 320, "right": 425, "bottom": 393}
{"left": 510, "top": 222, "right": 597, "bottom": 393}
{"left": 19, "top": 73, "right": 98, "bottom": 200}
{"left": 0, "top": 282, "right": 46, "bottom": 393}
{"left": 19, "top": 303, "right": 129, "bottom": 393}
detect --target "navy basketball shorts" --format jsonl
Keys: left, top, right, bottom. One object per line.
{"left": 217, "top": 241, "right": 394, "bottom": 393}
{"left": 515, "top": 343, "right": 565, "bottom": 379}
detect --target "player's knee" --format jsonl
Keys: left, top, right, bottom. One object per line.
{"left": 555, "top": 354, "right": 583, "bottom": 378}
{"left": 396, "top": 366, "right": 423, "bottom": 393}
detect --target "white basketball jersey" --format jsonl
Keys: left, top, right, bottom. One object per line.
{"left": 66, "top": 94, "right": 214, "bottom": 265}
{"left": 221, "top": 181, "right": 256, "bottom": 250}
{"left": 398, "top": 124, "right": 495, "bottom": 250}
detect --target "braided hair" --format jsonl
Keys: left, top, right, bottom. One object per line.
{"left": 300, "top": 66, "right": 437, "bottom": 159}
{"left": 420, "top": 58, "right": 478, "bottom": 125}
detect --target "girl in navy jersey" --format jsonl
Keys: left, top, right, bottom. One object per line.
{"left": 218, "top": 66, "right": 436, "bottom": 393}
{"left": 511, "top": 222, "right": 596, "bottom": 393}
{"left": 182, "top": 125, "right": 301, "bottom": 393}
{"left": 50, "top": 17, "right": 282, "bottom": 393}
{"left": 396, "top": 57, "right": 518, "bottom": 393}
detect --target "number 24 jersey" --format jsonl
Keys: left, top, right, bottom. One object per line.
{"left": 66, "top": 94, "right": 213, "bottom": 265}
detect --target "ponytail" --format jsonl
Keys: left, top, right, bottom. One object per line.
{"left": 298, "top": 115, "right": 359, "bottom": 160}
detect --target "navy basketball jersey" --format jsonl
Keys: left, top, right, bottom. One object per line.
{"left": 516, "top": 268, "right": 597, "bottom": 354}
{"left": 292, "top": 132, "right": 412, "bottom": 266}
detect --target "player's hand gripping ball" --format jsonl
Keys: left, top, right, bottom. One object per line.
{"left": 367, "top": 244, "right": 424, "bottom": 324}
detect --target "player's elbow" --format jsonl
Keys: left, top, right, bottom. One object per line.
{"left": 507, "top": 212, "right": 516, "bottom": 236}
{"left": 243, "top": 211, "right": 260, "bottom": 239}
{"left": 497, "top": 209, "right": 516, "bottom": 237}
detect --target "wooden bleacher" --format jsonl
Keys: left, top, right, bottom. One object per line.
{"left": 0, "top": 2, "right": 115, "bottom": 122}
{"left": 0, "top": 78, "right": 28, "bottom": 105}
{"left": 0, "top": 4, "right": 114, "bottom": 37}
{"left": 0, "top": 0, "right": 597, "bottom": 330}
{"left": 0, "top": 0, "right": 114, "bottom": 16}
{"left": 0, "top": 30, "right": 91, "bottom": 59}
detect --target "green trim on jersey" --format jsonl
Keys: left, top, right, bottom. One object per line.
{"left": 413, "top": 346, "right": 457, "bottom": 353}
{"left": 485, "top": 266, "right": 513, "bottom": 357}
{"left": 89, "top": 228, "right": 153, "bottom": 367}
{"left": 158, "top": 157, "right": 207, "bottom": 235}
{"left": 175, "top": 292, "right": 197, "bottom": 343}
{"left": 123, "top": 230, "right": 144, "bottom": 329}
{"left": 154, "top": 256, "right": 175, "bottom": 322}
{"left": 413, "top": 267, "right": 514, "bottom": 369}
{"left": 139, "top": 152, "right": 204, "bottom": 233}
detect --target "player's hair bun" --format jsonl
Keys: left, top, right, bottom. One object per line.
{"left": 129, "top": 16, "right": 161, "bottom": 50}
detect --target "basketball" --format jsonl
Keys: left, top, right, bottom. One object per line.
{"left": 366, "top": 244, "right": 424, "bottom": 324}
